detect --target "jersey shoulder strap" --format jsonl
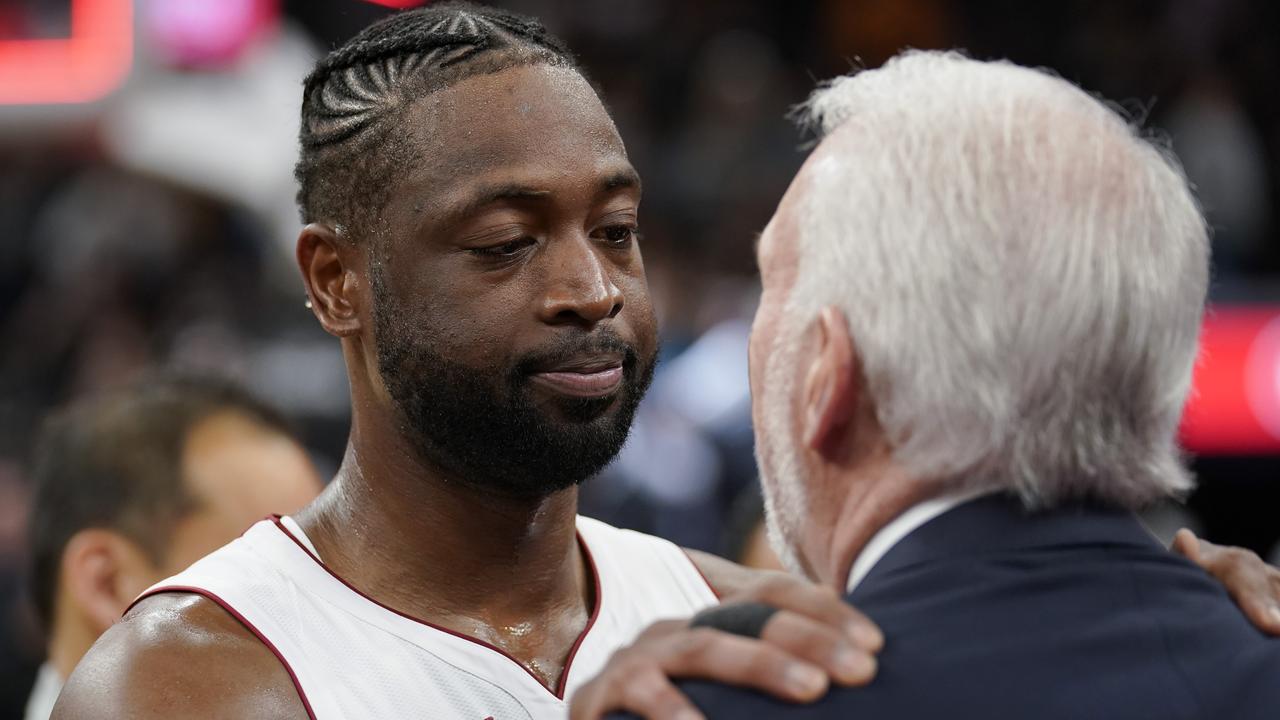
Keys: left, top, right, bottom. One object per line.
{"left": 575, "top": 515, "right": 719, "bottom": 611}
{"left": 131, "top": 519, "right": 324, "bottom": 719}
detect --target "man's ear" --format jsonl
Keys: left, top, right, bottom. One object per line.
{"left": 60, "top": 529, "right": 161, "bottom": 634}
{"left": 801, "top": 306, "right": 858, "bottom": 457}
{"left": 297, "top": 222, "right": 364, "bottom": 337}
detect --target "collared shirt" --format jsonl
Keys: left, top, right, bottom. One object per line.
{"left": 24, "top": 662, "right": 61, "bottom": 720}
{"left": 845, "top": 489, "right": 995, "bottom": 595}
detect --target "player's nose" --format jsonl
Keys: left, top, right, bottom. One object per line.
{"left": 537, "top": 235, "right": 624, "bottom": 327}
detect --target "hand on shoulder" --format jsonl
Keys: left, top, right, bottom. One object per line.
{"left": 570, "top": 552, "right": 882, "bottom": 720}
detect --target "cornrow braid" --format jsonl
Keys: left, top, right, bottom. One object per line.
{"left": 294, "top": 2, "right": 580, "bottom": 239}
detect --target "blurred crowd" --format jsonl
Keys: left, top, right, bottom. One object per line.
{"left": 2, "top": 0, "right": 1279, "bottom": 713}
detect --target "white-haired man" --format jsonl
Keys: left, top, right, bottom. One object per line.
{"left": 585, "top": 51, "right": 1280, "bottom": 718}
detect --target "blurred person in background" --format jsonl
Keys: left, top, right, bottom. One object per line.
{"left": 24, "top": 374, "right": 321, "bottom": 720}
{"left": 588, "top": 50, "right": 1280, "bottom": 718}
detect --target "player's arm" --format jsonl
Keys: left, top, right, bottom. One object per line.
{"left": 570, "top": 550, "right": 882, "bottom": 720}
{"left": 52, "top": 593, "right": 308, "bottom": 720}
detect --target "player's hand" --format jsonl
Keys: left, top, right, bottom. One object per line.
{"left": 1172, "top": 528, "right": 1280, "bottom": 636}
{"left": 569, "top": 572, "right": 883, "bottom": 720}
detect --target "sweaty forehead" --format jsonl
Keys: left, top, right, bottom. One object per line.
{"left": 393, "top": 64, "right": 629, "bottom": 209}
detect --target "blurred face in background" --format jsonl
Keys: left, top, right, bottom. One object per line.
{"left": 161, "top": 410, "right": 321, "bottom": 574}
{"left": 48, "top": 408, "right": 321, "bottom": 676}
{"left": 71, "top": 410, "right": 321, "bottom": 634}
{"left": 366, "top": 63, "right": 659, "bottom": 497}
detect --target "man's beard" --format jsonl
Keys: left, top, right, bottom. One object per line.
{"left": 372, "top": 287, "right": 655, "bottom": 499}
{"left": 756, "top": 330, "right": 812, "bottom": 578}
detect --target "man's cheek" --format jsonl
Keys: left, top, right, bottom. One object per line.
{"left": 748, "top": 305, "right": 777, "bottom": 405}
{"left": 622, "top": 281, "right": 658, "bottom": 341}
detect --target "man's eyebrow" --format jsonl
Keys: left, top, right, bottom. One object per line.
{"left": 448, "top": 183, "right": 548, "bottom": 218}
{"left": 601, "top": 169, "right": 641, "bottom": 194}
{"left": 443, "top": 171, "right": 639, "bottom": 224}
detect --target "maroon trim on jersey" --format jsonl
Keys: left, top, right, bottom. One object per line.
{"left": 681, "top": 548, "right": 723, "bottom": 601}
{"left": 129, "top": 585, "right": 319, "bottom": 720}
{"left": 270, "top": 515, "right": 603, "bottom": 700}
{"left": 553, "top": 535, "right": 601, "bottom": 699}
{"left": 244, "top": 514, "right": 279, "bottom": 537}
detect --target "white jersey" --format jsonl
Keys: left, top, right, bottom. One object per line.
{"left": 134, "top": 515, "right": 718, "bottom": 719}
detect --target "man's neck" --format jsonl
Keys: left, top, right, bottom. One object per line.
{"left": 294, "top": 411, "right": 591, "bottom": 687}
{"left": 822, "top": 463, "right": 937, "bottom": 591}
{"left": 843, "top": 487, "right": 994, "bottom": 593}
{"left": 301, "top": 443, "right": 586, "bottom": 619}
{"left": 824, "top": 461, "right": 997, "bottom": 593}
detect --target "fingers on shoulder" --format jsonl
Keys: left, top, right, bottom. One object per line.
{"left": 761, "top": 610, "right": 878, "bottom": 686}
{"left": 749, "top": 577, "right": 882, "bottom": 649}
{"left": 662, "top": 627, "right": 831, "bottom": 702}
{"left": 1197, "top": 544, "right": 1280, "bottom": 637}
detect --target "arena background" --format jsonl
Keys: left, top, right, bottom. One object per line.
{"left": 1, "top": 0, "right": 1278, "bottom": 713}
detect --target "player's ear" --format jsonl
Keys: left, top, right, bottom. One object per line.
{"left": 801, "top": 306, "right": 858, "bottom": 457}
{"left": 60, "top": 529, "right": 160, "bottom": 634}
{"left": 298, "top": 223, "right": 364, "bottom": 337}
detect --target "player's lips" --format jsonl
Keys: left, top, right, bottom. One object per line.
{"left": 528, "top": 355, "right": 625, "bottom": 398}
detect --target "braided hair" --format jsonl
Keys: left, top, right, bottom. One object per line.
{"left": 294, "top": 2, "right": 580, "bottom": 240}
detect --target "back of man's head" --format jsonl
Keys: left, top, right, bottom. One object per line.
{"left": 27, "top": 374, "right": 319, "bottom": 662}
{"left": 782, "top": 51, "right": 1208, "bottom": 509}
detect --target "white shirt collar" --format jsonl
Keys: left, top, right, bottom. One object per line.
{"left": 844, "top": 488, "right": 995, "bottom": 595}
{"left": 24, "top": 662, "right": 62, "bottom": 720}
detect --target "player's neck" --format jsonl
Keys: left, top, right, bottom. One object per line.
{"left": 298, "top": 430, "right": 588, "bottom": 625}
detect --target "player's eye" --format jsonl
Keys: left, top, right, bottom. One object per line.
{"left": 471, "top": 237, "right": 536, "bottom": 258}
{"left": 599, "top": 225, "right": 639, "bottom": 247}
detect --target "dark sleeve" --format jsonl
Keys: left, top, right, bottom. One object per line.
{"left": 604, "top": 680, "right": 820, "bottom": 720}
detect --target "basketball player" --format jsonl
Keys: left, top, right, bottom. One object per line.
{"left": 54, "top": 5, "right": 1280, "bottom": 720}
{"left": 53, "top": 5, "right": 881, "bottom": 719}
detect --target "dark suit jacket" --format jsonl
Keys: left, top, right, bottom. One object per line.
{"left": 670, "top": 494, "right": 1280, "bottom": 719}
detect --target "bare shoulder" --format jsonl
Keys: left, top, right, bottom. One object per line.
{"left": 53, "top": 593, "right": 309, "bottom": 720}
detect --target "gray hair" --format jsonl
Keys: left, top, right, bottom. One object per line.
{"left": 785, "top": 51, "right": 1209, "bottom": 509}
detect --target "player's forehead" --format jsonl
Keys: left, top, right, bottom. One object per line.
{"left": 393, "top": 63, "right": 632, "bottom": 210}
